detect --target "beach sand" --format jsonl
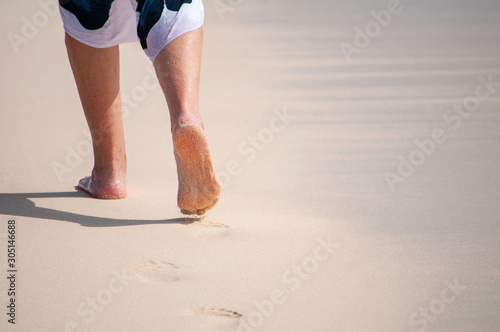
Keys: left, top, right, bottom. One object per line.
{"left": 1, "top": 0, "right": 499, "bottom": 331}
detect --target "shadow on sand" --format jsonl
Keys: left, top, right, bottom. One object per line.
{"left": 0, "top": 189, "right": 202, "bottom": 227}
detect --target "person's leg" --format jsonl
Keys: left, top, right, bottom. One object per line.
{"left": 65, "top": 33, "right": 127, "bottom": 199}
{"left": 154, "top": 28, "right": 221, "bottom": 215}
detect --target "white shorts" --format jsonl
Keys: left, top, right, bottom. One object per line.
{"left": 59, "top": 0, "right": 204, "bottom": 62}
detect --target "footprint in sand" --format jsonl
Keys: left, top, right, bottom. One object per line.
{"left": 188, "top": 306, "right": 242, "bottom": 330}
{"left": 181, "top": 217, "right": 230, "bottom": 239}
{"left": 132, "top": 260, "right": 179, "bottom": 283}
{"left": 191, "top": 220, "right": 229, "bottom": 229}
{"left": 181, "top": 216, "right": 229, "bottom": 229}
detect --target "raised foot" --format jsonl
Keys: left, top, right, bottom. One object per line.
{"left": 173, "top": 122, "right": 221, "bottom": 215}
{"left": 78, "top": 175, "right": 127, "bottom": 199}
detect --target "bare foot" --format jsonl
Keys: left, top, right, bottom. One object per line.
{"left": 172, "top": 121, "right": 221, "bottom": 215}
{"left": 78, "top": 171, "right": 127, "bottom": 199}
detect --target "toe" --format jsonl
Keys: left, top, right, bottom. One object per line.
{"left": 77, "top": 176, "right": 94, "bottom": 196}
{"left": 196, "top": 197, "right": 220, "bottom": 216}
{"left": 181, "top": 208, "right": 197, "bottom": 215}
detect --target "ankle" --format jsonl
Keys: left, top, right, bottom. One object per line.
{"left": 171, "top": 110, "right": 204, "bottom": 131}
{"left": 92, "top": 164, "right": 126, "bottom": 182}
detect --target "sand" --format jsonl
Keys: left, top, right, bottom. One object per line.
{"left": 1, "top": 0, "right": 499, "bottom": 331}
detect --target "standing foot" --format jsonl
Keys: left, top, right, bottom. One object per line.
{"left": 77, "top": 171, "right": 127, "bottom": 199}
{"left": 172, "top": 120, "right": 221, "bottom": 215}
